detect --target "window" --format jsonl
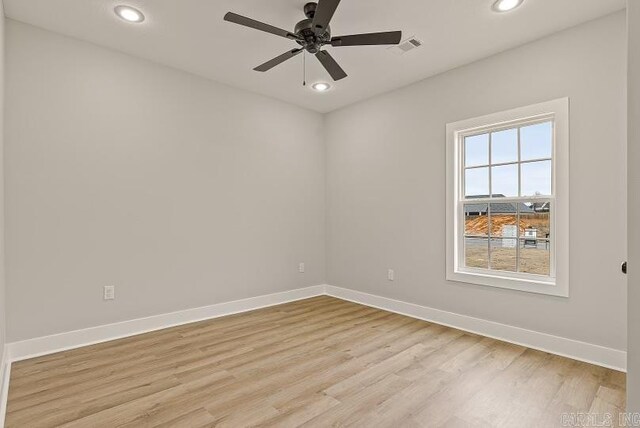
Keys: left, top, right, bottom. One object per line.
{"left": 446, "top": 99, "right": 569, "bottom": 297}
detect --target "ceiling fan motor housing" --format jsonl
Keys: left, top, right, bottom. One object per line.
{"left": 296, "top": 3, "right": 331, "bottom": 54}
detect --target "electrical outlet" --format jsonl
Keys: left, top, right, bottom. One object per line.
{"left": 299, "top": 262, "right": 305, "bottom": 273}
{"left": 103, "top": 285, "right": 115, "bottom": 300}
{"left": 388, "top": 269, "right": 395, "bottom": 281}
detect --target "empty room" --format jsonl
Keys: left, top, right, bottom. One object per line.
{"left": 0, "top": 0, "right": 638, "bottom": 426}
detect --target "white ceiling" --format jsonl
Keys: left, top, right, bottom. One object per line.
{"left": 4, "top": 0, "right": 625, "bottom": 113}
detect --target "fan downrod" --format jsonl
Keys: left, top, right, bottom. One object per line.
{"left": 303, "top": 2, "right": 317, "bottom": 19}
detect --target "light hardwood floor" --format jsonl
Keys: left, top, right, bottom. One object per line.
{"left": 5, "top": 296, "right": 626, "bottom": 427}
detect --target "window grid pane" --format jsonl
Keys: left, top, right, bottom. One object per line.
{"left": 521, "top": 160, "right": 552, "bottom": 197}
{"left": 521, "top": 121, "right": 553, "bottom": 161}
{"left": 491, "top": 164, "right": 519, "bottom": 197}
{"left": 491, "top": 128, "right": 518, "bottom": 164}
{"left": 465, "top": 167, "right": 489, "bottom": 198}
{"left": 464, "top": 133, "right": 489, "bottom": 168}
{"left": 488, "top": 204, "right": 518, "bottom": 272}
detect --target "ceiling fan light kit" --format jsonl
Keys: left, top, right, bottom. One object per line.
{"left": 311, "top": 82, "right": 331, "bottom": 92}
{"left": 492, "top": 0, "right": 525, "bottom": 12}
{"left": 114, "top": 5, "right": 145, "bottom": 23}
{"left": 224, "top": 0, "right": 402, "bottom": 83}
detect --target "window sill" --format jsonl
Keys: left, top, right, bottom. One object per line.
{"left": 447, "top": 269, "right": 568, "bottom": 297}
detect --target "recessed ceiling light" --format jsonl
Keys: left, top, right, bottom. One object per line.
{"left": 492, "top": 0, "right": 524, "bottom": 12}
{"left": 311, "top": 82, "right": 331, "bottom": 92}
{"left": 115, "top": 5, "right": 145, "bottom": 23}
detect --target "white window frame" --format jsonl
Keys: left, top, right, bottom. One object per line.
{"left": 446, "top": 98, "right": 569, "bottom": 297}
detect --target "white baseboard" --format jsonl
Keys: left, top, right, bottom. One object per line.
{"left": 324, "top": 285, "right": 626, "bottom": 372}
{"left": 7, "top": 285, "right": 326, "bottom": 362}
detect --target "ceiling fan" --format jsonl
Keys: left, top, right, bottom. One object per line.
{"left": 224, "top": 0, "right": 402, "bottom": 81}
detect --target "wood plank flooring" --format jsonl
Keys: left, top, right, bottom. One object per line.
{"left": 5, "top": 296, "right": 626, "bottom": 427}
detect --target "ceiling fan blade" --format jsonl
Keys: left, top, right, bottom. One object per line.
{"left": 331, "top": 31, "right": 402, "bottom": 47}
{"left": 224, "top": 12, "right": 297, "bottom": 40}
{"left": 311, "top": 0, "right": 341, "bottom": 35}
{"left": 316, "top": 50, "right": 347, "bottom": 81}
{"left": 254, "top": 49, "right": 303, "bottom": 72}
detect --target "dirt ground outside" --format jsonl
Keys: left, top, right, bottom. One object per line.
{"left": 465, "top": 241, "right": 550, "bottom": 276}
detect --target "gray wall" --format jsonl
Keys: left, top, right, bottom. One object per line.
{"left": 4, "top": 21, "right": 326, "bottom": 342}
{"left": 325, "top": 12, "right": 627, "bottom": 351}
{"left": 627, "top": 0, "right": 639, "bottom": 411}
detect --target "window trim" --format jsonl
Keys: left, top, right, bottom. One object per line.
{"left": 446, "top": 98, "right": 569, "bottom": 297}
